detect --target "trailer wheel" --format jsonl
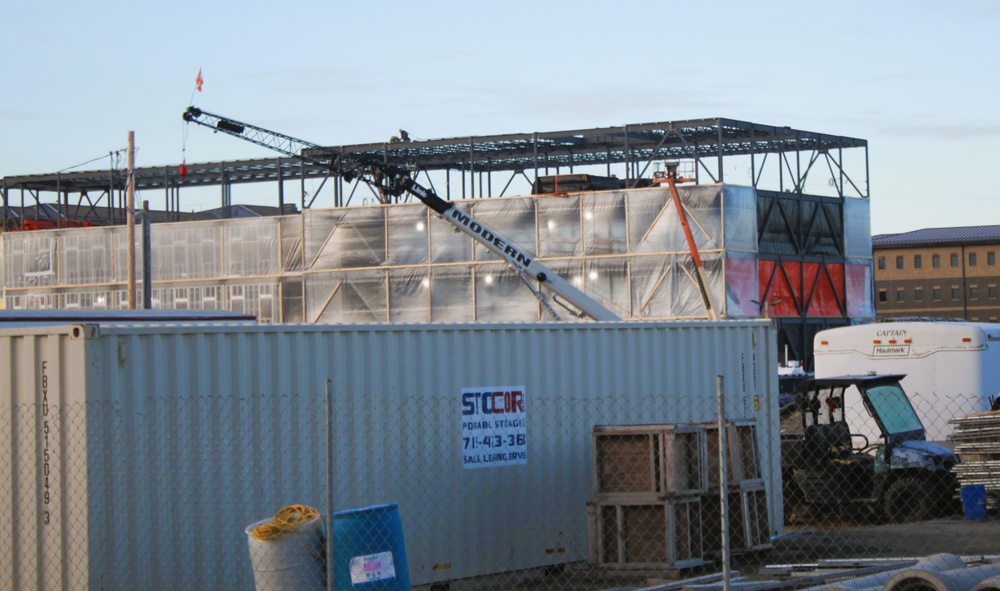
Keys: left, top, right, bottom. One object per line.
{"left": 884, "top": 478, "right": 931, "bottom": 523}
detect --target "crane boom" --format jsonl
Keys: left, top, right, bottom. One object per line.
{"left": 183, "top": 106, "right": 621, "bottom": 321}
{"left": 183, "top": 106, "right": 330, "bottom": 164}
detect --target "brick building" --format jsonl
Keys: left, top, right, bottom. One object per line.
{"left": 872, "top": 226, "right": 1000, "bottom": 321}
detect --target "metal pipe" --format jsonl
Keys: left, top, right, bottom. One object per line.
{"left": 325, "top": 378, "right": 334, "bottom": 591}
{"left": 717, "top": 374, "right": 731, "bottom": 591}
{"left": 141, "top": 200, "right": 152, "bottom": 309}
{"left": 127, "top": 131, "right": 136, "bottom": 309}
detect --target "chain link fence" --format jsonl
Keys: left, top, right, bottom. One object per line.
{"left": 3, "top": 385, "right": 1000, "bottom": 591}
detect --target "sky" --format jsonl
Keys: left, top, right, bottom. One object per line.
{"left": 3, "top": 0, "right": 999, "bottom": 235}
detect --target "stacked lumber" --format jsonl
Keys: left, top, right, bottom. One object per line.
{"left": 949, "top": 411, "right": 1000, "bottom": 499}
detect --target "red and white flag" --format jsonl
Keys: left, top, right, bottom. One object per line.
{"left": 195, "top": 68, "right": 204, "bottom": 92}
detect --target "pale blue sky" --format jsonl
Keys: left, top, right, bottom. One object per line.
{"left": 3, "top": 0, "right": 998, "bottom": 234}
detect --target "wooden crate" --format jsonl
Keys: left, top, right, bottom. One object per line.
{"left": 592, "top": 424, "right": 707, "bottom": 496}
{"left": 588, "top": 498, "right": 708, "bottom": 569}
{"left": 705, "top": 420, "right": 761, "bottom": 488}
{"left": 700, "top": 481, "right": 771, "bottom": 555}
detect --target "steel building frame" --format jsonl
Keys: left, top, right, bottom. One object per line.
{"left": 2, "top": 117, "right": 867, "bottom": 226}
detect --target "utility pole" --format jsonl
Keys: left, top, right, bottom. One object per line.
{"left": 126, "top": 131, "right": 136, "bottom": 309}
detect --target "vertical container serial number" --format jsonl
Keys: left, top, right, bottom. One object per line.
{"left": 40, "top": 360, "right": 51, "bottom": 525}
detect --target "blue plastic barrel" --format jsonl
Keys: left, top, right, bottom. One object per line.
{"left": 961, "top": 484, "right": 987, "bottom": 520}
{"left": 333, "top": 503, "right": 410, "bottom": 591}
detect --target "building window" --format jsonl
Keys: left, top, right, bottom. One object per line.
{"left": 896, "top": 255, "right": 904, "bottom": 270}
{"left": 952, "top": 286, "right": 961, "bottom": 300}
{"left": 989, "top": 285, "right": 997, "bottom": 300}
{"left": 970, "top": 252, "right": 978, "bottom": 267}
{"left": 970, "top": 286, "right": 979, "bottom": 300}
{"left": 989, "top": 252, "right": 996, "bottom": 266}
{"left": 878, "top": 289, "right": 887, "bottom": 303}
{"left": 933, "top": 287, "right": 942, "bottom": 301}
{"left": 951, "top": 253, "right": 959, "bottom": 267}
{"left": 914, "top": 287, "right": 924, "bottom": 302}
{"left": 914, "top": 255, "right": 922, "bottom": 269}
{"left": 896, "top": 288, "right": 905, "bottom": 303}
{"left": 932, "top": 254, "right": 940, "bottom": 268}
{"left": 877, "top": 257, "right": 885, "bottom": 270}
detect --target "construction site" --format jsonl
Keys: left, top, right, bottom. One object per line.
{"left": 4, "top": 112, "right": 1000, "bottom": 591}
{"left": 1, "top": 114, "right": 873, "bottom": 364}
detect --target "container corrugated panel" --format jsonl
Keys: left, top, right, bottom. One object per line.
{"left": 0, "top": 320, "right": 777, "bottom": 591}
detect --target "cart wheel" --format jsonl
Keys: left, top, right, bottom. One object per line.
{"left": 883, "top": 478, "right": 931, "bottom": 523}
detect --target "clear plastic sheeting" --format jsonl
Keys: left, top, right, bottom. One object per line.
{"left": 725, "top": 252, "right": 761, "bottom": 318}
{"left": 473, "top": 263, "right": 542, "bottom": 321}
{"left": 305, "top": 270, "right": 388, "bottom": 324}
{"left": 0, "top": 185, "right": 881, "bottom": 324}
{"left": 628, "top": 185, "right": 723, "bottom": 254}
{"left": 305, "top": 207, "right": 387, "bottom": 271}
{"left": 723, "top": 186, "right": 759, "bottom": 253}
{"left": 846, "top": 258, "right": 876, "bottom": 318}
{"left": 386, "top": 204, "right": 431, "bottom": 266}
{"left": 59, "top": 227, "right": 119, "bottom": 286}
{"left": 537, "top": 196, "right": 584, "bottom": 257}
{"left": 4, "top": 231, "right": 59, "bottom": 288}
{"left": 845, "top": 196, "right": 873, "bottom": 258}
{"left": 630, "top": 253, "right": 726, "bottom": 319}
{"left": 430, "top": 266, "right": 475, "bottom": 322}
{"left": 151, "top": 221, "right": 223, "bottom": 280}
{"left": 223, "top": 219, "right": 281, "bottom": 277}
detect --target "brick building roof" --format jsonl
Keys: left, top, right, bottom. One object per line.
{"left": 872, "top": 225, "right": 1000, "bottom": 248}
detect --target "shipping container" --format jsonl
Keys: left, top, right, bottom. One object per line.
{"left": 1, "top": 320, "right": 778, "bottom": 591}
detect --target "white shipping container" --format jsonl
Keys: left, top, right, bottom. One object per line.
{"left": 1, "top": 320, "right": 778, "bottom": 591}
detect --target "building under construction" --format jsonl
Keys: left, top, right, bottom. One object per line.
{"left": 0, "top": 116, "right": 872, "bottom": 365}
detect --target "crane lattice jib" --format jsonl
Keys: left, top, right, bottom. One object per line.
{"left": 183, "top": 106, "right": 332, "bottom": 165}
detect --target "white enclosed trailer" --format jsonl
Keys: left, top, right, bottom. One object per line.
{"left": 1, "top": 320, "right": 777, "bottom": 591}
{"left": 813, "top": 321, "right": 1000, "bottom": 441}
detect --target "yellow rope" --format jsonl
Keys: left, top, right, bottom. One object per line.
{"left": 251, "top": 504, "right": 321, "bottom": 541}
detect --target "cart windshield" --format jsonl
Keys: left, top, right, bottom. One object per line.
{"left": 865, "top": 384, "right": 924, "bottom": 436}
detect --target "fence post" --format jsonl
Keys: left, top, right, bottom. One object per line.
{"left": 717, "top": 374, "right": 731, "bottom": 591}
{"left": 326, "top": 378, "right": 334, "bottom": 591}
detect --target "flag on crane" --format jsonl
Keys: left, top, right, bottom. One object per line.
{"left": 195, "top": 68, "right": 204, "bottom": 92}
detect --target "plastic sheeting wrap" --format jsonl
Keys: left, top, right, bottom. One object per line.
{"left": 537, "top": 196, "right": 584, "bottom": 257}
{"left": 151, "top": 221, "right": 223, "bottom": 280}
{"left": 723, "top": 186, "right": 759, "bottom": 254}
{"left": 630, "top": 253, "right": 726, "bottom": 319}
{"left": 58, "top": 227, "right": 119, "bottom": 286}
{"left": 1, "top": 185, "right": 872, "bottom": 324}
{"left": 628, "top": 186, "right": 723, "bottom": 255}
{"left": 4, "top": 231, "right": 59, "bottom": 288}
{"left": 305, "top": 207, "right": 387, "bottom": 270}
{"left": 223, "top": 219, "right": 281, "bottom": 277}
{"left": 306, "top": 270, "right": 388, "bottom": 324}
{"left": 846, "top": 258, "right": 876, "bottom": 318}
{"left": 844, "top": 197, "right": 873, "bottom": 259}
{"left": 386, "top": 204, "right": 431, "bottom": 266}
{"left": 725, "top": 252, "right": 761, "bottom": 318}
